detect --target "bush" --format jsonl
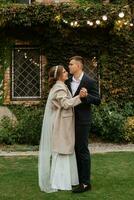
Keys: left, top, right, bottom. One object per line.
{"left": 0, "top": 117, "right": 16, "bottom": 144}
{"left": 124, "top": 116, "right": 134, "bottom": 143}
{"left": 0, "top": 106, "right": 44, "bottom": 145}
{"left": 92, "top": 102, "right": 126, "bottom": 143}
{"left": 15, "top": 107, "right": 43, "bottom": 145}
{"left": 0, "top": 102, "right": 133, "bottom": 145}
{"left": 123, "top": 102, "right": 134, "bottom": 117}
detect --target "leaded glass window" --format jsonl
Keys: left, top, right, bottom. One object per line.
{"left": 84, "top": 57, "right": 101, "bottom": 95}
{"left": 11, "top": 47, "right": 42, "bottom": 100}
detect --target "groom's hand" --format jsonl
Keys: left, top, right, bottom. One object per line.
{"left": 79, "top": 88, "right": 88, "bottom": 98}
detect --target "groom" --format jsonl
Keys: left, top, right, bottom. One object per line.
{"left": 66, "top": 56, "right": 101, "bottom": 193}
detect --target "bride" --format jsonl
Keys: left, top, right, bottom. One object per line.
{"left": 38, "top": 65, "right": 87, "bottom": 193}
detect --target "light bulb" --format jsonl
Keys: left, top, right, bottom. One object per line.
{"left": 96, "top": 20, "right": 101, "bottom": 25}
{"left": 70, "top": 22, "right": 74, "bottom": 26}
{"left": 102, "top": 15, "right": 107, "bottom": 21}
{"left": 74, "top": 21, "right": 78, "bottom": 26}
{"left": 119, "top": 12, "right": 125, "bottom": 18}
{"left": 63, "top": 19, "right": 68, "bottom": 24}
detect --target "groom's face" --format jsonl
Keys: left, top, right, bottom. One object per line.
{"left": 68, "top": 59, "right": 80, "bottom": 75}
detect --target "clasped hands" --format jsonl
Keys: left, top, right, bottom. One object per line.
{"left": 79, "top": 87, "right": 88, "bottom": 98}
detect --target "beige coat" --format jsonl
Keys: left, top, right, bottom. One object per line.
{"left": 50, "top": 81, "right": 81, "bottom": 154}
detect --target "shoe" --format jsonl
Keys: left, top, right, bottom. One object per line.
{"left": 72, "top": 183, "right": 91, "bottom": 193}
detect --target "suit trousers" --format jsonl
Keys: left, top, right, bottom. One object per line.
{"left": 75, "top": 123, "right": 91, "bottom": 185}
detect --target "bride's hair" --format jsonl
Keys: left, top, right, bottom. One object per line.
{"left": 48, "top": 65, "right": 64, "bottom": 87}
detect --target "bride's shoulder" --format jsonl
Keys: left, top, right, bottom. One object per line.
{"left": 53, "top": 81, "right": 66, "bottom": 90}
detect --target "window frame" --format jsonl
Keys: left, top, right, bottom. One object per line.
{"left": 11, "top": 46, "right": 43, "bottom": 101}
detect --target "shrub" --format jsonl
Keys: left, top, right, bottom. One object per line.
{"left": 92, "top": 103, "right": 125, "bottom": 143}
{"left": 123, "top": 102, "right": 134, "bottom": 117}
{"left": 0, "top": 102, "right": 133, "bottom": 144}
{"left": 0, "top": 106, "right": 44, "bottom": 145}
{"left": 14, "top": 106, "right": 44, "bottom": 145}
{"left": 100, "top": 110, "right": 125, "bottom": 142}
{"left": 124, "top": 116, "right": 134, "bottom": 143}
{"left": 0, "top": 117, "right": 16, "bottom": 144}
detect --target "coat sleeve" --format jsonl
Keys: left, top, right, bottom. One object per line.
{"left": 80, "top": 79, "right": 101, "bottom": 105}
{"left": 52, "top": 88, "right": 81, "bottom": 109}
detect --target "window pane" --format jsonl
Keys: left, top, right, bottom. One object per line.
{"left": 12, "top": 47, "right": 41, "bottom": 99}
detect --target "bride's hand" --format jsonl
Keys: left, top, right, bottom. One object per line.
{"left": 79, "top": 88, "right": 88, "bottom": 98}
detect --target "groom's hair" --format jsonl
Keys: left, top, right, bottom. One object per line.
{"left": 69, "top": 56, "right": 85, "bottom": 67}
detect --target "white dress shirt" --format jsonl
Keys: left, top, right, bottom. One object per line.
{"left": 71, "top": 72, "right": 84, "bottom": 96}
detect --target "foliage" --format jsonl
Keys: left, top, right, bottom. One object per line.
{"left": 75, "top": 0, "right": 128, "bottom": 5}
{"left": 0, "top": 3, "right": 133, "bottom": 105}
{"left": 91, "top": 101, "right": 134, "bottom": 143}
{"left": 14, "top": 106, "right": 44, "bottom": 145}
{"left": 0, "top": 102, "right": 133, "bottom": 144}
{"left": 0, "top": 2, "right": 133, "bottom": 144}
{"left": 0, "top": 116, "right": 16, "bottom": 144}
{"left": 123, "top": 102, "right": 134, "bottom": 117}
{"left": 0, "top": 0, "right": 14, "bottom": 4}
{"left": 124, "top": 116, "right": 134, "bottom": 142}
{"left": 0, "top": 106, "right": 44, "bottom": 145}
{"left": 0, "top": 3, "right": 132, "bottom": 32}
{"left": 91, "top": 102, "right": 125, "bottom": 142}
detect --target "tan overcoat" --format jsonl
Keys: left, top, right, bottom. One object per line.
{"left": 50, "top": 81, "right": 81, "bottom": 154}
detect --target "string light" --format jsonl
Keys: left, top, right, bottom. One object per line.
{"left": 87, "top": 21, "right": 93, "bottom": 26}
{"left": 74, "top": 21, "right": 78, "bottom": 26}
{"left": 22, "top": 52, "right": 40, "bottom": 66}
{"left": 96, "top": 20, "right": 101, "bottom": 25}
{"left": 70, "top": 21, "right": 78, "bottom": 27}
{"left": 63, "top": 19, "right": 68, "bottom": 24}
{"left": 70, "top": 22, "right": 74, "bottom": 26}
{"left": 102, "top": 15, "right": 107, "bottom": 21}
{"left": 60, "top": 9, "right": 132, "bottom": 30}
{"left": 119, "top": 12, "right": 125, "bottom": 18}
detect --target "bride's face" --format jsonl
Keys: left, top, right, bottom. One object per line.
{"left": 58, "top": 68, "right": 68, "bottom": 82}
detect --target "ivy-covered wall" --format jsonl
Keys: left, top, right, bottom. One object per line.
{"left": 0, "top": 2, "right": 133, "bottom": 144}
{"left": 0, "top": 3, "right": 133, "bottom": 106}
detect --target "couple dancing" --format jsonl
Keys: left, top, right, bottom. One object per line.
{"left": 38, "top": 56, "right": 101, "bottom": 193}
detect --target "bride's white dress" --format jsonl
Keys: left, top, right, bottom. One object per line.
{"left": 38, "top": 88, "right": 79, "bottom": 193}
{"left": 50, "top": 152, "right": 78, "bottom": 190}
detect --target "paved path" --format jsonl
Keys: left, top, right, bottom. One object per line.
{"left": 0, "top": 143, "right": 134, "bottom": 157}
{"left": 90, "top": 142, "right": 134, "bottom": 153}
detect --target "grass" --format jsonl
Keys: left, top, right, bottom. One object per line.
{"left": 0, "top": 152, "right": 134, "bottom": 200}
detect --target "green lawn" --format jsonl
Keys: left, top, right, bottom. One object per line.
{"left": 0, "top": 152, "right": 134, "bottom": 200}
